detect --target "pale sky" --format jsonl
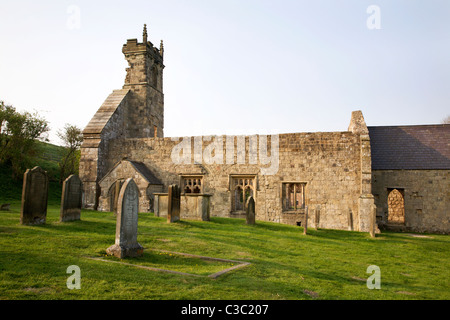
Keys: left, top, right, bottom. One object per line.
{"left": 0, "top": 0, "right": 449, "bottom": 145}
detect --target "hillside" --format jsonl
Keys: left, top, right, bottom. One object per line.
{"left": 0, "top": 140, "right": 67, "bottom": 204}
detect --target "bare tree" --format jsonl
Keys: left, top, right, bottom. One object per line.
{"left": 442, "top": 115, "right": 450, "bottom": 124}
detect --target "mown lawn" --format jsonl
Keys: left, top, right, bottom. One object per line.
{"left": 0, "top": 202, "right": 448, "bottom": 300}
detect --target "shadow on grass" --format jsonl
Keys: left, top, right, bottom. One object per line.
{"left": 50, "top": 219, "right": 116, "bottom": 235}
{"left": 2, "top": 207, "right": 447, "bottom": 300}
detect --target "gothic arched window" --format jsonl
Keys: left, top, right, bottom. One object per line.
{"left": 151, "top": 65, "right": 158, "bottom": 88}
{"left": 230, "top": 175, "right": 256, "bottom": 213}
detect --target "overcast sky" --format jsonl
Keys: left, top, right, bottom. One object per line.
{"left": 0, "top": 0, "right": 449, "bottom": 145}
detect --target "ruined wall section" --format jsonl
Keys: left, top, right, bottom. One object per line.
{"left": 104, "top": 130, "right": 366, "bottom": 231}
{"left": 348, "top": 110, "right": 375, "bottom": 232}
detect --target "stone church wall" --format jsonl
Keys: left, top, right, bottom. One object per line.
{"left": 79, "top": 28, "right": 377, "bottom": 233}
{"left": 79, "top": 89, "right": 130, "bottom": 209}
{"left": 372, "top": 169, "right": 449, "bottom": 234}
{"left": 102, "top": 131, "right": 367, "bottom": 231}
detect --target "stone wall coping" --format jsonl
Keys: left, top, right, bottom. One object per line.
{"left": 82, "top": 89, "right": 130, "bottom": 135}
{"left": 154, "top": 193, "right": 212, "bottom": 197}
{"left": 282, "top": 210, "right": 306, "bottom": 214}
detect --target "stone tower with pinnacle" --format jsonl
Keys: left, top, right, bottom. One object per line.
{"left": 80, "top": 25, "right": 165, "bottom": 209}
{"left": 122, "top": 24, "right": 165, "bottom": 138}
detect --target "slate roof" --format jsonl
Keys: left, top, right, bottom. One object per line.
{"left": 368, "top": 124, "right": 450, "bottom": 170}
{"left": 98, "top": 159, "right": 163, "bottom": 185}
{"left": 83, "top": 89, "right": 129, "bottom": 135}
{"left": 128, "top": 160, "right": 163, "bottom": 185}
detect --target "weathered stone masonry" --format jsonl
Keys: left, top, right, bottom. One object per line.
{"left": 369, "top": 125, "right": 450, "bottom": 234}
{"left": 80, "top": 25, "right": 164, "bottom": 209}
{"left": 106, "top": 131, "right": 368, "bottom": 230}
{"left": 80, "top": 26, "right": 449, "bottom": 234}
{"left": 82, "top": 110, "right": 375, "bottom": 231}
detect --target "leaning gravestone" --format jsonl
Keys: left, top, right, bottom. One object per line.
{"left": 20, "top": 166, "right": 48, "bottom": 225}
{"left": 110, "top": 180, "right": 122, "bottom": 216}
{"left": 246, "top": 196, "right": 255, "bottom": 225}
{"left": 347, "top": 208, "right": 354, "bottom": 231}
{"left": 303, "top": 205, "right": 308, "bottom": 235}
{"left": 315, "top": 205, "right": 320, "bottom": 229}
{"left": 106, "top": 178, "right": 143, "bottom": 258}
{"left": 369, "top": 204, "right": 376, "bottom": 238}
{"left": 60, "top": 174, "right": 82, "bottom": 222}
{"left": 167, "top": 184, "right": 181, "bottom": 223}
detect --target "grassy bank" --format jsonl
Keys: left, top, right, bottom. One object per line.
{"left": 0, "top": 202, "right": 448, "bottom": 300}
{"left": 0, "top": 140, "right": 65, "bottom": 204}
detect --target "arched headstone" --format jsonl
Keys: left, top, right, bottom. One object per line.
{"left": 60, "top": 174, "right": 82, "bottom": 222}
{"left": 168, "top": 184, "right": 181, "bottom": 223}
{"left": 20, "top": 166, "right": 48, "bottom": 225}
{"left": 246, "top": 196, "right": 255, "bottom": 225}
{"left": 106, "top": 178, "right": 143, "bottom": 258}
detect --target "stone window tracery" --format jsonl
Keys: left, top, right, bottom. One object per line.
{"left": 181, "top": 176, "right": 203, "bottom": 194}
{"left": 150, "top": 65, "right": 158, "bottom": 88}
{"left": 230, "top": 175, "right": 255, "bottom": 212}
{"left": 282, "top": 182, "right": 305, "bottom": 211}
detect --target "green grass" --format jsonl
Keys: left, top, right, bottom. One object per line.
{"left": 34, "top": 140, "right": 66, "bottom": 164}
{"left": 33, "top": 140, "right": 67, "bottom": 182}
{"left": 0, "top": 202, "right": 448, "bottom": 300}
{"left": 0, "top": 140, "right": 65, "bottom": 203}
{"left": 96, "top": 250, "right": 240, "bottom": 277}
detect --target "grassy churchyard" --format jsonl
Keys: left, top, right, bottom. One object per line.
{"left": 0, "top": 201, "right": 449, "bottom": 300}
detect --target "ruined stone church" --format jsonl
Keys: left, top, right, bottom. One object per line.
{"left": 79, "top": 26, "right": 449, "bottom": 234}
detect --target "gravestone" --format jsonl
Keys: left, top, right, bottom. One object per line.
{"left": 348, "top": 208, "right": 354, "bottom": 231}
{"left": 60, "top": 174, "right": 82, "bottom": 222}
{"left": 303, "top": 205, "right": 308, "bottom": 235}
{"left": 369, "top": 204, "right": 376, "bottom": 238}
{"left": 110, "top": 180, "right": 122, "bottom": 216}
{"left": 20, "top": 166, "right": 48, "bottom": 225}
{"left": 167, "top": 184, "right": 181, "bottom": 223}
{"left": 246, "top": 196, "right": 255, "bottom": 225}
{"left": 106, "top": 178, "right": 143, "bottom": 258}
{"left": 315, "top": 205, "right": 320, "bottom": 229}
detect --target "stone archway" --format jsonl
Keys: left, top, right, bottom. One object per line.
{"left": 387, "top": 188, "right": 405, "bottom": 224}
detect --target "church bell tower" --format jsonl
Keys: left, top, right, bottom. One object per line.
{"left": 122, "top": 24, "right": 165, "bottom": 138}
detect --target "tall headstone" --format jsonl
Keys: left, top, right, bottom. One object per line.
{"left": 246, "top": 196, "right": 255, "bottom": 225}
{"left": 348, "top": 208, "right": 354, "bottom": 231}
{"left": 20, "top": 166, "right": 48, "bottom": 225}
{"left": 106, "top": 178, "right": 143, "bottom": 258}
{"left": 111, "top": 180, "right": 122, "bottom": 216}
{"left": 60, "top": 174, "right": 82, "bottom": 222}
{"left": 303, "top": 205, "right": 308, "bottom": 235}
{"left": 369, "top": 204, "right": 376, "bottom": 238}
{"left": 167, "top": 184, "right": 181, "bottom": 223}
{"left": 315, "top": 205, "right": 320, "bottom": 229}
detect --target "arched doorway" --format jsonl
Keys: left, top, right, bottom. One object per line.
{"left": 387, "top": 188, "right": 405, "bottom": 224}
